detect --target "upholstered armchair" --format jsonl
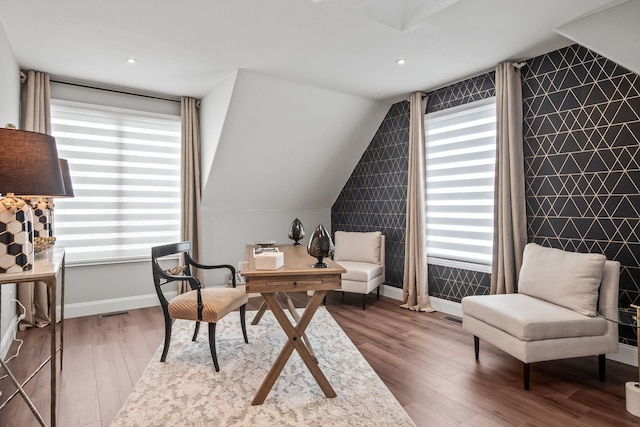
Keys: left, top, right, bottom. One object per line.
{"left": 333, "top": 231, "right": 385, "bottom": 310}
{"left": 462, "top": 243, "right": 620, "bottom": 390}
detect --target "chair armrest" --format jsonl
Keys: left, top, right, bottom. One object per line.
{"left": 185, "top": 254, "right": 237, "bottom": 287}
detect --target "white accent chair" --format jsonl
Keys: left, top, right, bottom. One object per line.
{"left": 462, "top": 243, "right": 620, "bottom": 390}
{"left": 333, "top": 231, "right": 385, "bottom": 310}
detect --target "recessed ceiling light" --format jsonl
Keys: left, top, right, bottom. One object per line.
{"left": 396, "top": 59, "right": 406, "bottom": 65}
{"left": 126, "top": 58, "right": 137, "bottom": 64}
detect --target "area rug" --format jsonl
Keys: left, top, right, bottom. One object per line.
{"left": 111, "top": 307, "right": 415, "bottom": 427}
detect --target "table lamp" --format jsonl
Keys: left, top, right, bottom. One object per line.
{"left": 0, "top": 128, "right": 65, "bottom": 273}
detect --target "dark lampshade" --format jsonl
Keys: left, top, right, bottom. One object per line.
{"left": 58, "top": 158, "right": 75, "bottom": 197}
{"left": 0, "top": 128, "right": 65, "bottom": 197}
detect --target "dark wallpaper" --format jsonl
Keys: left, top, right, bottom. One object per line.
{"left": 331, "top": 44, "right": 640, "bottom": 344}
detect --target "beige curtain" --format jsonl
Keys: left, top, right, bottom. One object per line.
{"left": 401, "top": 92, "right": 433, "bottom": 312}
{"left": 491, "top": 62, "right": 527, "bottom": 294}
{"left": 179, "top": 97, "right": 203, "bottom": 293}
{"left": 18, "top": 70, "right": 52, "bottom": 330}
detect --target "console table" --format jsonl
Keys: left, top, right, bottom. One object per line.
{"left": 241, "top": 244, "right": 345, "bottom": 405}
{"left": 0, "top": 249, "right": 65, "bottom": 427}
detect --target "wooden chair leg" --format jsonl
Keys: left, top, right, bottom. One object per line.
{"left": 240, "top": 304, "right": 248, "bottom": 344}
{"left": 376, "top": 286, "right": 380, "bottom": 300}
{"left": 474, "top": 336, "right": 479, "bottom": 360}
{"left": 208, "top": 322, "right": 219, "bottom": 372}
{"left": 160, "top": 315, "right": 173, "bottom": 362}
{"left": 192, "top": 321, "right": 201, "bottom": 342}
{"left": 598, "top": 354, "right": 606, "bottom": 382}
{"left": 523, "top": 363, "right": 530, "bottom": 390}
{"left": 362, "top": 294, "right": 366, "bottom": 310}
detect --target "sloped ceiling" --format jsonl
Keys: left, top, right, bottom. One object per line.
{"left": 200, "top": 70, "right": 389, "bottom": 210}
{"left": 555, "top": 1, "right": 640, "bottom": 76}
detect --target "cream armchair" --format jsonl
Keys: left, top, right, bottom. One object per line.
{"left": 333, "top": 231, "right": 385, "bottom": 310}
{"left": 462, "top": 243, "right": 620, "bottom": 390}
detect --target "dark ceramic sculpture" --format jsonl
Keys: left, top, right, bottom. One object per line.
{"left": 288, "top": 218, "right": 305, "bottom": 246}
{"left": 307, "top": 224, "right": 334, "bottom": 268}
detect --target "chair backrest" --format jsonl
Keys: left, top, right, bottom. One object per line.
{"left": 334, "top": 231, "right": 384, "bottom": 266}
{"left": 151, "top": 241, "right": 197, "bottom": 307}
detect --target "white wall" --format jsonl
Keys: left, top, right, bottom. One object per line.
{"left": 198, "top": 70, "right": 388, "bottom": 278}
{"left": 0, "top": 20, "right": 21, "bottom": 357}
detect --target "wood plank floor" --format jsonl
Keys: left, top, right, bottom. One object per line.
{"left": 0, "top": 292, "right": 638, "bottom": 426}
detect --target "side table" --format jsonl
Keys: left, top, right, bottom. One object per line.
{"left": 598, "top": 305, "right": 640, "bottom": 417}
{"left": 0, "top": 248, "right": 65, "bottom": 427}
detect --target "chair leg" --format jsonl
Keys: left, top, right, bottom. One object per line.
{"left": 160, "top": 314, "right": 173, "bottom": 362}
{"left": 473, "top": 336, "right": 479, "bottom": 360}
{"left": 523, "top": 363, "right": 530, "bottom": 390}
{"left": 192, "top": 321, "right": 201, "bottom": 342}
{"left": 362, "top": 294, "right": 366, "bottom": 310}
{"left": 376, "top": 286, "right": 380, "bottom": 300}
{"left": 598, "top": 354, "right": 606, "bottom": 382}
{"left": 240, "top": 304, "right": 248, "bottom": 344}
{"left": 208, "top": 322, "right": 219, "bottom": 372}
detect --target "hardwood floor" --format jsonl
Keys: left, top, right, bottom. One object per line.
{"left": 0, "top": 292, "right": 637, "bottom": 426}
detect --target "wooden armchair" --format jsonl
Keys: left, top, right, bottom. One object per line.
{"left": 151, "top": 241, "right": 248, "bottom": 372}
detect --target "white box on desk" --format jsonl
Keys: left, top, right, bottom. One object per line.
{"left": 255, "top": 251, "right": 284, "bottom": 270}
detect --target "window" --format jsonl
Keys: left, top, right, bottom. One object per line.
{"left": 424, "top": 97, "right": 496, "bottom": 271}
{"left": 51, "top": 99, "right": 181, "bottom": 264}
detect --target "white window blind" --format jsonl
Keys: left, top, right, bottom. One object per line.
{"left": 424, "top": 97, "right": 496, "bottom": 270}
{"left": 51, "top": 99, "right": 181, "bottom": 264}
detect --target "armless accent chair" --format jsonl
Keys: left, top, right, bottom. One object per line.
{"left": 333, "top": 231, "right": 385, "bottom": 310}
{"left": 151, "top": 241, "right": 248, "bottom": 372}
{"left": 462, "top": 243, "right": 619, "bottom": 390}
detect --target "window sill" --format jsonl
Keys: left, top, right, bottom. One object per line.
{"left": 427, "top": 257, "right": 491, "bottom": 274}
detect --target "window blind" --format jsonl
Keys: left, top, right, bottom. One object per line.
{"left": 424, "top": 97, "right": 496, "bottom": 268}
{"left": 50, "top": 100, "right": 181, "bottom": 264}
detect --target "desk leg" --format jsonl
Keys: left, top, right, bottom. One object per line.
{"left": 251, "top": 291, "right": 336, "bottom": 405}
{"left": 278, "top": 292, "right": 317, "bottom": 362}
{"left": 251, "top": 300, "right": 268, "bottom": 325}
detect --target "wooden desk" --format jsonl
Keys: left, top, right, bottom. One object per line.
{"left": 0, "top": 249, "right": 65, "bottom": 427}
{"left": 242, "top": 244, "right": 345, "bottom": 405}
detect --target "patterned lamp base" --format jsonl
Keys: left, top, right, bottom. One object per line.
{"left": 28, "top": 197, "right": 54, "bottom": 238}
{"left": 0, "top": 197, "right": 34, "bottom": 273}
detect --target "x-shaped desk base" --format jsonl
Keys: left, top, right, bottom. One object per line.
{"left": 251, "top": 290, "right": 336, "bottom": 405}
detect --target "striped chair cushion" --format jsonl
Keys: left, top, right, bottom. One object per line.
{"left": 168, "top": 287, "right": 248, "bottom": 323}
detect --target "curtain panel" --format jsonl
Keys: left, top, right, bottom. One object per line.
{"left": 17, "top": 70, "right": 52, "bottom": 330}
{"left": 491, "top": 62, "right": 527, "bottom": 294}
{"left": 180, "top": 97, "right": 203, "bottom": 293}
{"left": 401, "top": 92, "right": 433, "bottom": 312}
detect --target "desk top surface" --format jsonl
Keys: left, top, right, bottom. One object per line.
{"left": 242, "top": 244, "right": 345, "bottom": 278}
{"left": 0, "top": 248, "right": 65, "bottom": 284}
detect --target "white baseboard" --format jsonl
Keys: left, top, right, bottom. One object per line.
{"left": 380, "top": 285, "right": 637, "bottom": 368}
{"left": 59, "top": 291, "right": 176, "bottom": 319}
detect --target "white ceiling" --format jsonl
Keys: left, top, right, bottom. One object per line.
{"left": 0, "top": 0, "right": 626, "bottom": 102}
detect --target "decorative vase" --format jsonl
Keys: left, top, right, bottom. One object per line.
{"left": 288, "top": 218, "right": 305, "bottom": 246}
{"left": 307, "top": 224, "right": 334, "bottom": 268}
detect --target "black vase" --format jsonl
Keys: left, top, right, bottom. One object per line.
{"left": 307, "top": 224, "right": 334, "bottom": 268}
{"left": 288, "top": 218, "right": 305, "bottom": 246}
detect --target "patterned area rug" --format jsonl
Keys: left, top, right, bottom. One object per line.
{"left": 111, "top": 307, "right": 415, "bottom": 427}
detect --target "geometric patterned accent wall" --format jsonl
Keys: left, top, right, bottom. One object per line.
{"left": 332, "top": 44, "right": 640, "bottom": 345}
{"left": 522, "top": 44, "right": 640, "bottom": 346}
{"left": 332, "top": 73, "right": 496, "bottom": 295}
{"left": 332, "top": 101, "right": 410, "bottom": 288}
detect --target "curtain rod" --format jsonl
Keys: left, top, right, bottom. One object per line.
{"left": 49, "top": 79, "right": 181, "bottom": 103}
